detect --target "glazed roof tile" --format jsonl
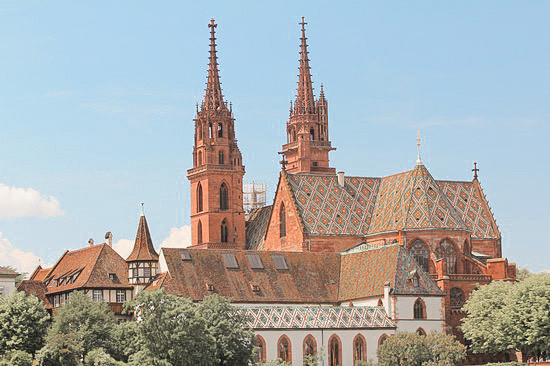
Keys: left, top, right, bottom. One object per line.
{"left": 245, "top": 205, "right": 272, "bottom": 250}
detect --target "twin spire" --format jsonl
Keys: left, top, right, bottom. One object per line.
{"left": 202, "top": 19, "right": 226, "bottom": 111}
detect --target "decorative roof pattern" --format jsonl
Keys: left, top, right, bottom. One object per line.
{"left": 127, "top": 215, "right": 159, "bottom": 262}
{"left": 246, "top": 205, "right": 272, "bottom": 250}
{"left": 286, "top": 174, "right": 380, "bottom": 236}
{"left": 338, "top": 244, "right": 443, "bottom": 301}
{"left": 438, "top": 180, "right": 500, "bottom": 239}
{"left": 242, "top": 306, "right": 394, "bottom": 329}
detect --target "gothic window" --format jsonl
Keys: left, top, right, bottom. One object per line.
{"left": 218, "top": 150, "right": 224, "bottom": 165}
{"left": 278, "top": 335, "right": 291, "bottom": 362}
{"left": 197, "top": 151, "right": 203, "bottom": 166}
{"left": 436, "top": 240, "right": 457, "bottom": 274}
{"left": 220, "top": 220, "right": 228, "bottom": 243}
{"left": 410, "top": 240, "right": 430, "bottom": 273}
{"left": 450, "top": 287, "right": 465, "bottom": 309}
{"left": 378, "top": 334, "right": 388, "bottom": 345}
{"left": 353, "top": 334, "right": 366, "bottom": 363}
{"left": 303, "top": 335, "right": 316, "bottom": 358}
{"left": 377, "top": 298, "right": 383, "bottom": 307}
{"left": 329, "top": 335, "right": 341, "bottom": 366}
{"left": 220, "top": 183, "right": 228, "bottom": 210}
{"left": 414, "top": 298, "right": 426, "bottom": 319}
{"left": 279, "top": 203, "right": 286, "bottom": 237}
{"left": 209, "top": 123, "right": 213, "bottom": 138}
{"left": 254, "top": 335, "right": 266, "bottom": 363}
{"left": 197, "top": 183, "right": 203, "bottom": 212}
{"left": 217, "top": 123, "right": 223, "bottom": 138}
{"left": 309, "top": 128, "right": 315, "bottom": 141}
{"left": 197, "top": 220, "right": 203, "bottom": 244}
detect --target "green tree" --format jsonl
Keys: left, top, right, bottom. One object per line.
{"left": 111, "top": 321, "right": 141, "bottom": 363}
{"left": 197, "top": 294, "right": 255, "bottom": 366}
{"left": 84, "top": 348, "right": 126, "bottom": 366}
{"left": 36, "top": 333, "right": 83, "bottom": 366}
{"left": 259, "top": 359, "right": 292, "bottom": 366}
{"left": 125, "top": 289, "right": 215, "bottom": 366}
{"left": 43, "top": 291, "right": 118, "bottom": 359}
{"left": 0, "top": 349, "right": 33, "bottom": 366}
{"left": 423, "top": 332, "right": 466, "bottom": 366}
{"left": 0, "top": 290, "right": 50, "bottom": 356}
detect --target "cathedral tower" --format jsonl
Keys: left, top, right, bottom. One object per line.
{"left": 280, "top": 18, "right": 336, "bottom": 175}
{"left": 187, "top": 19, "right": 246, "bottom": 249}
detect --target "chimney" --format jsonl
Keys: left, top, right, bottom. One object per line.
{"left": 384, "top": 281, "right": 392, "bottom": 318}
{"left": 105, "top": 232, "right": 113, "bottom": 247}
{"left": 337, "top": 171, "right": 345, "bottom": 187}
{"left": 88, "top": 238, "right": 94, "bottom": 247}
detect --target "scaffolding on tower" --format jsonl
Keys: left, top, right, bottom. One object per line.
{"left": 243, "top": 182, "right": 267, "bottom": 219}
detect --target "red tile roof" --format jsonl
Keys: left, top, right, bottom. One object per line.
{"left": 29, "top": 266, "right": 51, "bottom": 281}
{"left": 43, "top": 244, "right": 131, "bottom": 295}
{"left": 126, "top": 215, "right": 159, "bottom": 262}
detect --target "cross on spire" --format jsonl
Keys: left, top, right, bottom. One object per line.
{"left": 472, "top": 161, "right": 479, "bottom": 180}
{"left": 202, "top": 18, "right": 225, "bottom": 111}
{"left": 416, "top": 129, "right": 423, "bottom": 165}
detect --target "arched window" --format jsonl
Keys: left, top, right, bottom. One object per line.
{"left": 353, "top": 334, "right": 366, "bottom": 364}
{"left": 218, "top": 150, "right": 224, "bottom": 165}
{"left": 414, "top": 298, "right": 426, "bottom": 319}
{"left": 254, "top": 335, "right": 266, "bottom": 363}
{"left": 217, "top": 123, "right": 223, "bottom": 138}
{"left": 450, "top": 287, "right": 465, "bottom": 309}
{"left": 378, "top": 334, "right": 388, "bottom": 346}
{"left": 197, "top": 220, "right": 203, "bottom": 244}
{"left": 208, "top": 123, "right": 213, "bottom": 138}
{"left": 310, "top": 128, "right": 315, "bottom": 141}
{"left": 416, "top": 328, "right": 426, "bottom": 336}
{"left": 277, "top": 335, "right": 291, "bottom": 362}
{"left": 279, "top": 203, "right": 286, "bottom": 237}
{"left": 220, "top": 183, "right": 228, "bottom": 210}
{"left": 220, "top": 220, "right": 228, "bottom": 243}
{"left": 436, "top": 240, "right": 457, "bottom": 274}
{"left": 328, "top": 335, "right": 341, "bottom": 366}
{"left": 197, "top": 183, "right": 203, "bottom": 212}
{"left": 410, "top": 239, "right": 430, "bottom": 273}
{"left": 303, "top": 334, "right": 316, "bottom": 359}
{"left": 197, "top": 151, "right": 203, "bottom": 166}
{"left": 377, "top": 298, "right": 383, "bottom": 307}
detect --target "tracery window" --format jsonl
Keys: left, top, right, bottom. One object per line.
{"left": 197, "top": 183, "right": 203, "bottom": 212}
{"left": 303, "top": 335, "right": 316, "bottom": 358}
{"left": 410, "top": 240, "right": 430, "bottom": 273}
{"left": 353, "top": 334, "right": 366, "bottom": 364}
{"left": 197, "top": 220, "right": 203, "bottom": 244}
{"left": 220, "top": 219, "right": 228, "bottom": 243}
{"left": 436, "top": 240, "right": 457, "bottom": 274}
{"left": 254, "top": 335, "right": 266, "bottom": 364}
{"left": 279, "top": 203, "right": 286, "bottom": 238}
{"left": 450, "top": 287, "right": 465, "bottom": 309}
{"left": 414, "top": 298, "right": 426, "bottom": 319}
{"left": 329, "top": 335, "right": 341, "bottom": 366}
{"left": 278, "top": 335, "right": 291, "bottom": 362}
{"left": 220, "top": 183, "right": 228, "bottom": 210}
{"left": 219, "top": 150, "right": 224, "bottom": 165}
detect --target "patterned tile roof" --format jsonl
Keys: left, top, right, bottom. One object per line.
{"left": 283, "top": 163, "right": 497, "bottom": 239}
{"left": 159, "top": 248, "right": 341, "bottom": 303}
{"left": 43, "top": 244, "right": 132, "bottom": 295}
{"left": 242, "top": 306, "right": 394, "bottom": 329}
{"left": 438, "top": 180, "right": 500, "bottom": 239}
{"left": 245, "top": 205, "right": 272, "bottom": 250}
{"left": 338, "top": 244, "right": 443, "bottom": 301}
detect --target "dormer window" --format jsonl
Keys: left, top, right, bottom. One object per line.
{"left": 109, "top": 273, "right": 116, "bottom": 281}
{"left": 250, "top": 283, "right": 261, "bottom": 293}
{"left": 206, "top": 283, "right": 215, "bottom": 292}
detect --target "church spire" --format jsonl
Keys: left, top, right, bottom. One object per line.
{"left": 202, "top": 18, "right": 225, "bottom": 111}
{"left": 294, "top": 17, "right": 315, "bottom": 115}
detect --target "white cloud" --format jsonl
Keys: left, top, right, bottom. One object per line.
{"left": 0, "top": 233, "right": 45, "bottom": 275}
{"left": 112, "top": 238, "right": 134, "bottom": 259}
{"left": 160, "top": 225, "right": 192, "bottom": 249}
{"left": 0, "top": 183, "right": 64, "bottom": 218}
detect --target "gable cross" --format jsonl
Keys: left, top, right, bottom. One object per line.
{"left": 472, "top": 161, "right": 479, "bottom": 180}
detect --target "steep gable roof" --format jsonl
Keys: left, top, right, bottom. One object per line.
{"left": 126, "top": 214, "right": 159, "bottom": 262}
{"left": 245, "top": 205, "right": 272, "bottom": 250}
{"left": 29, "top": 265, "right": 51, "bottom": 281}
{"left": 43, "top": 244, "right": 131, "bottom": 295}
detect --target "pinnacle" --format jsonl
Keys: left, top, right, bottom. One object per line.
{"left": 202, "top": 18, "right": 226, "bottom": 111}
{"left": 294, "top": 17, "right": 316, "bottom": 115}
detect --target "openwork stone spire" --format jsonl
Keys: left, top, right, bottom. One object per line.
{"left": 294, "top": 17, "right": 316, "bottom": 115}
{"left": 202, "top": 18, "right": 225, "bottom": 111}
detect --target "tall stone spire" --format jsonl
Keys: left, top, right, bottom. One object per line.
{"left": 294, "top": 17, "right": 316, "bottom": 115}
{"left": 202, "top": 18, "right": 225, "bottom": 111}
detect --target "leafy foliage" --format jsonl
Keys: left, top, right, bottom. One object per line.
{"left": 0, "top": 349, "right": 33, "bottom": 366}
{"left": 259, "top": 359, "right": 292, "bottom": 366}
{"left": 84, "top": 348, "right": 126, "bottom": 366}
{"left": 0, "top": 290, "right": 50, "bottom": 356}
{"left": 37, "top": 333, "right": 84, "bottom": 366}
{"left": 377, "top": 332, "right": 466, "bottom": 366}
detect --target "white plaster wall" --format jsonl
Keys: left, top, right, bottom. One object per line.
{"left": 393, "top": 296, "right": 444, "bottom": 334}
{"left": 0, "top": 277, "right": 16, "bottom": 297}
{"left": 255, "top": 328, "right": 394, "bottom": 365}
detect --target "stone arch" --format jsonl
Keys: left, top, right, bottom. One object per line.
{"left": 353, "top": 334, "right": 367, "bottom": 363}
{"left": 435, "top": 238, "right": 458, "bottom": 274}
{"left": 220, "top": 219, "right": 228, "bottom": 243}
{"left": 414, "top": 297, "right": 427, "bottom": 319}
{"left": 279, "top": 202, "right": 286, "bottom": 238}
{"left": 197, "top": 182, "right": 203, "bottom": 212}
{"left": 303, "top": 334, "right": 317, "bottom": 358}
{"left": 328, "top": 334, "right": 342, "bottom": 366}
{"left": 277, "top": 334, "right": 292, "bottom": 363}
{"left": 254, "top": 335, "right": 266, "bottom": 363}
{"left": 219, "top": 182, "right": 229, "bottom": 210}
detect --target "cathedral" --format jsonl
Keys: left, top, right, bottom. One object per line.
{"left": 20, "top": 18, "right": 516, "bottom": 366}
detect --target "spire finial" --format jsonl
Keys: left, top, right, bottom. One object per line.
{"left": 472, "top": 161, "right": 479, "bottom": 180}
{"left": 140, "top": 202, "right": 145, "bottom": 216}
{"left": 416, "top": 130, "right": 423, "bottom": 165}
{"left": 202, "top": 18, "right": 225, "bottom": 111}
{"left": 294, "top": 16, "right": 315, "bottom": 115}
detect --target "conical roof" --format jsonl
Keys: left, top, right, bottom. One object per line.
{"left": 126, "top": 214, "right": 159, "bottom": 262}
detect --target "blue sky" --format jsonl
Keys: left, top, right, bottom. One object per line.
{"left": 0, "top": 1, "right": 548, "bottom": 273}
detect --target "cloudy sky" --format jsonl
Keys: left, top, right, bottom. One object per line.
{"left": 0, "top": 1, "right": 548, "bottom": 274}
